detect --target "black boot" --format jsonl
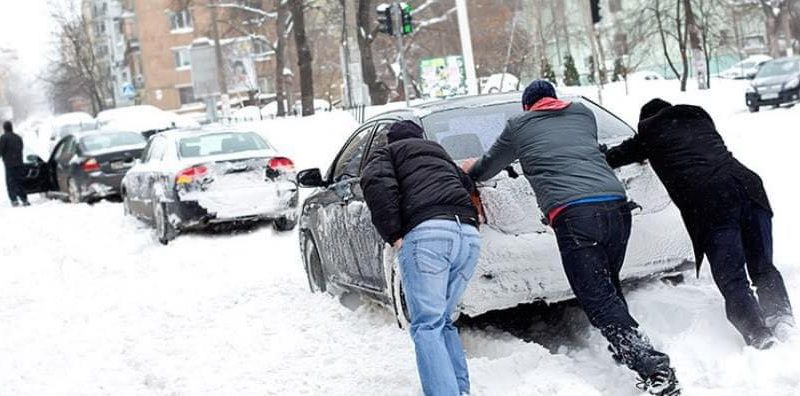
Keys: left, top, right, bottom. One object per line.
{"left": 637, "top": 366, "right": 681, "bottom": 396}
{"left": 603, "top": 326, "right": 680, "bottom": 396}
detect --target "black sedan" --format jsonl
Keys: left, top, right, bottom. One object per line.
{"left": 22, "top": 130, "right": 146, "bottom": 203}
{"left": 746, "top": 56, "right": 800, "bottom": 112}
{"left": 296, "top": 92, "right": 693, "bottom": 327}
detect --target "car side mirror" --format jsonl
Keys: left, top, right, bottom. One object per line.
{"left": 297, "top": 168, "right": 327, "bottom": 188}
{"left": 26, "top": 154, "right": 44, "bottom": 164}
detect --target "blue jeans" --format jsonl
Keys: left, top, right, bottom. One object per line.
{"left": 398, "top": 218, "right": 481, "bottom": 396}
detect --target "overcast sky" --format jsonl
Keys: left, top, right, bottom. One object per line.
{"left": 0, "top": 0, "right": 58, "bottom": 72}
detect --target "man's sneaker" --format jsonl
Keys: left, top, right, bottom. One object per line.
{"left": 637, "top": 366, "right": 681, "bottom": 396}
{"left": 766, "top": 315, "right": 795, "bottom": 342}
{"left": 21, "top": 201, "right": 30, "bottom": 207}
{"left": 11, "top": 201, "right": 19, "bottom": 207}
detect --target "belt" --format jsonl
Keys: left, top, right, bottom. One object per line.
{"left": 430, "top": 214, "right": 479, "bottom": 228}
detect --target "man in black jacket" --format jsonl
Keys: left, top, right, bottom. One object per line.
{"left": 360, "top": 120, "right": 480, "bottom": 396}
{"left": 605, "top": 99, "right": 793, "bottom": 348}
{"left": 0, "top": 121, "right": 29, "bottom": 207}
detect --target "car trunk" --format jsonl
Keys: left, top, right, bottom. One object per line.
{"left": 473, "top": 160, "right": 670, "bottom": 236}
{"left": 88, "top": 147, "right": 145, "bottom": 175}
{"left": 178, "top": 157, "right": 297, "bottom": 219}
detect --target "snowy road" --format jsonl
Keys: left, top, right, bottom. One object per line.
{"left": 1, "top": 80, "right": 800, "bottom": 395}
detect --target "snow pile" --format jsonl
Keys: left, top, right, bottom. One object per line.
{"left": 0, "top": 79, "right": 799, "bottom": 395}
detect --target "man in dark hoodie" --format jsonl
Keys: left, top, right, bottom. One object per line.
{"left": 462, "top": 80, "right": 679, "bottom": 396}
{"left": 0, "top": 121, "right": 30, "bottom": 207}
{"left": 605, "top": 99, "right": 793, "bottom": 348}
{"left": 360, "top": 120, "right": 481, "bottom": 396}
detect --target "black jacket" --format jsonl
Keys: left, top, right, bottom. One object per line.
{"left": 360, "top": 131, "right": 477, "bottom": 245}
{"left": 0, "top": 131, "right": 24, "bottom": 168}
{"left": 605, "top": 104, "right": 770, "bottom": 272}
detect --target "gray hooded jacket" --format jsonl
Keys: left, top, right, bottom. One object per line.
{"left": 469, "top": 101, "right": 626, "bottom": 216}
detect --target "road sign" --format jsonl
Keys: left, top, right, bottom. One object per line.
{"left": 121, "top": 83, "right": 136, "bottom": 100}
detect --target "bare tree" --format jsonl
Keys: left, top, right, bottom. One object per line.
{"left": 758, "top": 0, "right": 797, "bottom": 56}
{"left": 43, "top": 1, "right": 114, "bottom": 115}
{"left": 652, "top": 0, "right": 691, "bottom": 91}
{"left": 290, "top": 0, "right": 315, "bottom": 116}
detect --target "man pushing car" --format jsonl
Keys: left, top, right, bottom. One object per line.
{"left": 462, "top": 80, "right": 680, "bottom": 396}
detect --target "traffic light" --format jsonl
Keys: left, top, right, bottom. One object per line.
{"left": 590, "top": 0, "right": 602, "bottom": 24}
{"left": 400, "top": 3, "right": 413, "bottom": 35}
{"left": 377, "top": 4, "right": 393, "bottom": 35}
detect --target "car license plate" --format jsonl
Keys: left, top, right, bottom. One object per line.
{"left": 110, "top": 161, "right": 130, "bottom": 170}
{"left": 762, "top": 93, "right": 779, "bottom": 100}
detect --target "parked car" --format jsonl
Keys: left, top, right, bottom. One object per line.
{"left": 121, "top": 129, "right": 299, "bottom": 244}
{"left": 48, "top": 112, "right": 97, "bottom": 152}
{"left": 21, "top": 130, "right": 146, "bottom": 203}
{"left": 97, "top": 105, "right": 177, "bottom": 138}
{"left": 627, "top": 70, "right": 664, "bottom": 81}
{"left": 720, "top": 55, "right": 772, "bottom": 80}
{"left": 745, "top": 56, "right": 800, "bottom": 112}
{"left": 296, "top": 92, "right": 693, "bottom": 326}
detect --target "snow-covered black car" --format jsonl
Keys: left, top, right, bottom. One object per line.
{"left": 121, "top": 129, "right": 299, "bottom": 244}
{"left": 22, "top": 129, "right": 146, "bottom": 203}
{"left": 746, "top": 56, "right": 800, "bottom": 112}
{"left": 297, "top": 93, "right": 693, "bottom": 326}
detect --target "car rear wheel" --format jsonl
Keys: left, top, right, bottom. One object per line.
{"left": 154, "top": 201, "right": 177, "bottom": 245}
{"left": 303, "top": 234, "right": 326, "bottom": 293}
{"left": 748, "top": 106, "right": 760, "bottom": 113}
{"left": 273, "top": 216, "right": 297, "bottom": 232}
{"left": 67, "top": 179, "right": 82, "bottom": 204}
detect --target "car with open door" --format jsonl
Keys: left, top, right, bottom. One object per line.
{"left": 24, "top": 129, "right": 146, "bottom": 203}
{"left": 296, "top": 92, "right": 694, "bottom": 327}
{"left": 121, "top": 129, "right": 299, "bottom": 244}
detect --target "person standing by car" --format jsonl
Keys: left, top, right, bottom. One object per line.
{"left": 360, "top": 120, "right": 481, "bottom": 396}
{"left": 0, "top": 121, "right": 30, "bottom": 207}
{"left": 604, "top": 98, "right": 794, "bottom": 348}
{"left": 462, "top": 80, "right": 680, "bottom": 396}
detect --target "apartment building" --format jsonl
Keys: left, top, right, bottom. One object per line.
{"left": 117, "top": 0, "right": 276, "bottom": 112}
{"left": 83, "top": 0, "right": 134, "bottom": 108}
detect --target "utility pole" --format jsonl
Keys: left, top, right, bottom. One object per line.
{"left": 455, "top": 0, "right": 478, "bottom": 95}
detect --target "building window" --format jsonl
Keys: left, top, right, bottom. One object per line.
{"left": 169, "top": 9, "right": 193, "bottom": 32}
{"left": 178, "top": 86, "right": 197, "bottom": 105}
{"left": 173, "top": 47, "right": 191, "bottom": 69}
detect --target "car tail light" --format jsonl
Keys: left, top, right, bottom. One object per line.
{"left": 268, "top": 157, "right": 294, "bottom": 172}
{"left": 82, "top": 158, "right": 100, "bottom": 172}
{"left": 176, "top": 165, "right": 208, "bottom": 184}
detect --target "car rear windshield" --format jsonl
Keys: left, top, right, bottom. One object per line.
{"left": 420, "top": 98, "right": 634, "bottom": 161}
{"left": 79, "top": 132, "right": 145, "bottom": 153}
{"left": 757, "top": 58, "right": 800, "bottom": 78}
{"left": 178, "top": 132, "right": 269, "bottom": 158}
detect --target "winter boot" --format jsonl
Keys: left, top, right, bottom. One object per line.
{"left": 603, "top": 326, "right": 679, "bottom": 395}
{"left": 765, "top": 315, "right": 795, "bottom": 342}
{"left": 637, "top": 365, "right": 681, "bottom": 396}
{"left": 746, "top": 327, "right": 778, "bottom": 350}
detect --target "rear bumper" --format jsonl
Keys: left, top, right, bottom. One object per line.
{"left": 746, "top": 89, "right": 800, "bottom": 107}
{"left": 81, "top": 173, "right": 125, "bottom": 198}
{"left": 458, "top": 203, "right": 694, "bottom": 317}
{"left": 170, "top": 181, "right": 299, "bottom": 229}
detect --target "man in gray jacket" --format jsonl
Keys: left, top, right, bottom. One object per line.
{"left": 463, "top": 80, "right": 679, "bottom": 396}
